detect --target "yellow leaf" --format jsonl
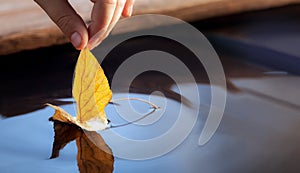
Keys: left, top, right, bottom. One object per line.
{"left": 46, "top": 103, "right": 76, "bottom": 125}
{"left": 48, "top": 48, "right": 112, "bottom": 131}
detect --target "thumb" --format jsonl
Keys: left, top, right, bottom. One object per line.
{"left": 34, "top": 0, "right": 88, "bottom": 50}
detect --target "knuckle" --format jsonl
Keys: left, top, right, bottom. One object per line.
{"left": 55, "top": 14, "right": 72, "bottom": 33}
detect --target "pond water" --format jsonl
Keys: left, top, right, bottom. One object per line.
{"left": 1, "top": 5, "right": 300, "bottom": 173}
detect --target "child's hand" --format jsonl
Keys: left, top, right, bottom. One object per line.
{"left": 34, "top": 0, "right": 134, "bottom": 50}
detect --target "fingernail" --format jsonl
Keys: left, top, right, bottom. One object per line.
{"left": 70, "top": 32, "right": 82, "bottom": 48}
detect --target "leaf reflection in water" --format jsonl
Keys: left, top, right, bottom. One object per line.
{"left": 50, "top": 120, "right": 114, "bottom": 173}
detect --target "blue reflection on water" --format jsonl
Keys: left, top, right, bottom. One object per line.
{"left": 0, "top": 105, "right": 78, "bottom": 173}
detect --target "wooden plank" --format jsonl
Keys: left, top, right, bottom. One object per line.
{"left": 0, "top": 0, "right": 299, "bottom": 55}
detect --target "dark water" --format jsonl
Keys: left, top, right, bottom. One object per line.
{"left": 1, "top": 5, "right": 300, "bottom": 173}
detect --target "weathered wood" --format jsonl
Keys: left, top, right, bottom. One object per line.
{"left": 0, "top": 0, "right": 299, "bottom": 55}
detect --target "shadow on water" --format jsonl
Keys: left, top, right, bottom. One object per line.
{"left": 0, "top": 37, "right": 269, "bottom": 118}
{"left": 50, "top": 120, "right": 114, "bottom": 173}
{"left": 0, "top": 44, "right": 77, "bottom": 117}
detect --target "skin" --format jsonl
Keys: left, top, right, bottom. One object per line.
{"left": 34, "top": 0, "right": 134, "bottom": 50}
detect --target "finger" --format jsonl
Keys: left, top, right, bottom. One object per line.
{"left": 122, "top": 0, "right": 135, "bottom": 17}
{"left": 88, "top": 0, "right": 126, "bottom": 49}
{"left": 106, "top": 0, "right": 126, "bottom": 32}
{"left": 34, "top": 0, "right": 88, "bottom": 50}
{"left": 88, "top": 0, "right": 117, "bottom": 41}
